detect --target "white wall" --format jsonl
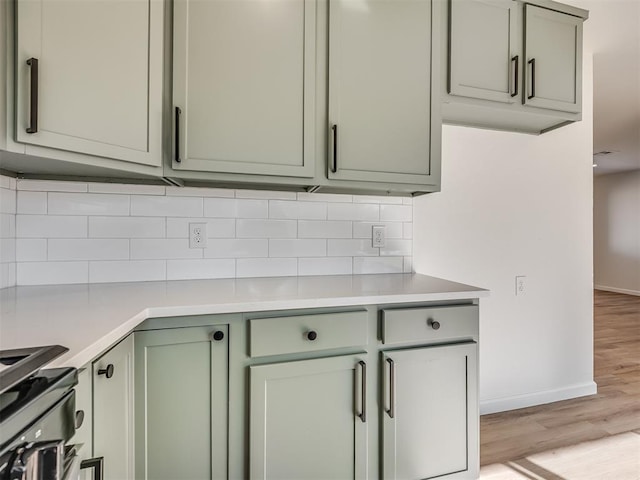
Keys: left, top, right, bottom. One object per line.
{"left": 414, "top": 56, "right": 595, "bottom": 414}
{"left": 594, "top": 171, "right": 640, "bottom": 295}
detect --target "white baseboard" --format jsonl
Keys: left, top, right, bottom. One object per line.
{"left": 594, "top": 285, "right": 640, "bottom": 296}
{"left": 480, "top": 381, "right": 598, "bottom": 415}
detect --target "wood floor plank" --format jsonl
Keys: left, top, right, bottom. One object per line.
{"left": 480, "top": 290, "right": 640, "bottom": 469}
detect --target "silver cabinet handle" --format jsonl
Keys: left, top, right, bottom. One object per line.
{"left": 357, "top": 360, "right": 366, "bottom": 423}
{"left": 80, "top": 457, "right": 104, "bottom": 480}
{"left": 385, "top": 357, "right": 395, "bottom": 419}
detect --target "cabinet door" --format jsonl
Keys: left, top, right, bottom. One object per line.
{"left": 382, "top": 342, "right": 478, "bottom": 480}
{"left": 15, "top": 0, "right": 162, "bottom": 166}
{"left": 173, "top": 0, "right": 316, "bottom": 177}
{"left": 250, "top": 355, "right": 367, "bottom": 479}
{"left": 448, "top": 0, "right": 519, "bottom": 103}
{"left": 134, "top": 325, "right": 229, "bottom": 480}
{"left": 93, "top": 334, "right": 135, "bottom": 480}
{"left": 328, "top": 0, "right": 440, "bottom": 185}
{"left": 524, "top": 4, "right": 582, "bottom": 113}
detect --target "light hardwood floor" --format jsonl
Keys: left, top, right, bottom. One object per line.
{"left": 480, "top": 290, "right": 640, "bottom": 467}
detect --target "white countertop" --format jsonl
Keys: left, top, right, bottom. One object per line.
{"left": 0, "top": 273, "right": 488, "bottom": 368}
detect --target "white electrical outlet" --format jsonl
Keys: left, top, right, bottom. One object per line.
{"left": 372, "top": 225, "right": 386, "bottom": 248}
{"left": 189, "top": 223, "right": 207, "bottom": 249}
{"left": 516, "top": 276, "right": 526, "bottom": 296}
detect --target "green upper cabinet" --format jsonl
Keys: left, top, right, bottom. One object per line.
{"left": 448, "top": 0, "right": 519, "bottom": 103}
{"left": 327, "top": 0, "right": 441, "bottom": 187}
{"left": 172, "top": 0, "right": 316, "bottom": 178}
{"left": 443, "top": 0, "right": 588, "bottom": 134}
{"left": 524, "top": 4, "right": 583, "bottom": 113}
{"left": 14, "top": 0, "right": 163, "bottom": 168}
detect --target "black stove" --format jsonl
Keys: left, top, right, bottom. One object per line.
{"left": 0, "top": 346, "right": 78, "bottom": 480}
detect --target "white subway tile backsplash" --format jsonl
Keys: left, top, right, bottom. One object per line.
{"left": 6, "top": 179, "right": 413, "bottom": 286}
{"left": 298, "top": 220, "right": 352, "bottom": 239}
{"left": 17, "top": 191, "right": 47, "bottom": 214}
{"left": 403, "top": 257, "right": 413, "bottom": 273}
{"left": 130, "top": 239, "right": 203, "bottom": 260}
{"left": 0, "top": 263, "right": 16, "bottom": 289}
{"left": 48, "top": 239, "right": 129, "bottom": 261}
{"left": 380, "top": 204, "right": 412, "bottom": 222}
{"left": 88, "top": 183, "right": 165, "bottom": 195}
{"left": 353, "top": 256, "right": 403, "bottom": 274}
{"left": 90, "top": 217, "right": 166, "bottom": 239}
{"left": 49, "top": 193, "right": 130, "bottom": 216}
{"left": 269, "top": 201, "right": 326, "bottom": 220}
{"left": 16, "top": 239, "right": 47, "bottom": 262}
{"left": 18, "top": 261, "right": 89, "bottom": 285}
{"left": 17, "top": 216, "right": 87, "bottom": 238}
{"left": 18, "top": 180, "right": 87, "bottom": 192}
{"left": 204, "top": 239, "right": 268, "bottom": 258}
{"left": 380, "top": 239, "right": 412, "bottom": 257}
{"left": 297, "top": 192, "right": 353, "bottom": 203}
{"left": 352, "top": 222, "right": 403, "bottom": 239}
{"left": 0, "top": 188, "right": 16, "bottom": 214}
{"left": 204, "top": 198, "right": 268, "bottom": 219}
{"left": 353, "top": 195, "right": 404, "bottom": 204}
{"left": 269, "top": 239, "right": 326, "bottom": 258}
{"left": 327, "top": 203, "right": 379, "bottom": 221}
{"left": 0, "top": 176, "right": 16, "bottom": 190}
{"left": 236, "top": 219, "right": 296, "bottom": 238}
{"left": 403, "top": 222, "right": 413, "bottom": 239}
{"left": 0, "top": 214, "right": 15, "bottom": 238}
{"left": 328, "top": 239, "right": 378, "bottom": 257}
{"left": 167, "top": 218, "right": 235, "bottom": 239}
{"left": 167, "top": 259, "right": 235, "bottom": 280}
{"left": 166, "top": 186, "right": 233, "bottom": 198}
{"left": 89, "top": 260, "right": 166, "bottom": 283}
{"left": 236, "top": 258, "right": 297, "bottom": 278}
{"left": 298, "top": 257, "right": 352, "bottom": 276}
{"left": 236, "top": 190, "right": 297, "bottom": 200}
{"left": 131, "top": 196, "right": 203, "bottom": 217}
{"left": 0, "top": 238, "right": 16, "bottom": 263}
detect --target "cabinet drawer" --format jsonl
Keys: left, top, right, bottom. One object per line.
{"left": 381, "top": 305, "right": 478, "bottom": 345}
{"left": 249, "top": 310, "right": 368, "bottom": 357}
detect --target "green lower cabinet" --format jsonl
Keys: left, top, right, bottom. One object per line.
{"left": 250, "top": 354, "right": 368, "bottom": 480}
{"left": 381, "top": 342, "right": 479, "bottom": 480}
{"left": 93, "top": 334, "right": 135, "bottom": 480}
{"left": 134, "top": 325, "right": 229, "bottom": 480}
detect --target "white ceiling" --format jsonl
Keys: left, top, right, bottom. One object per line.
{"left": 575, "top": 0, "right": 640, "bottom": 175}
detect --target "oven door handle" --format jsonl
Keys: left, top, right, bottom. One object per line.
{"left": 8, "top": 440, "right": 65, "bottom": 480}
{"left": 80, "top": 457, "right": 104, "bottom": 480}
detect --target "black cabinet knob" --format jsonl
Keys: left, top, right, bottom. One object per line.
{"left": 75, "top": 410, "right": 85, "bottom": 429}
{"left": 212, "top": 331, "right": 224, "bottom": 341}
{"left": 306, "top": 331, "right": 318, "bottom": 341}
{"left": 97, "top": 364, "right": 114, "bottom": 378}
{"left": 428, "top": 319, "right": 441, "bottom": 330}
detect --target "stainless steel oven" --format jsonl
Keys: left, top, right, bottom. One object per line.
{"left": 0, "top": 345, "right": 87, "bottom": 480}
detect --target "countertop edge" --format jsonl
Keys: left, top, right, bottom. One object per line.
{"left": 55, "top": 288, "right": 488, "bottom": 369}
